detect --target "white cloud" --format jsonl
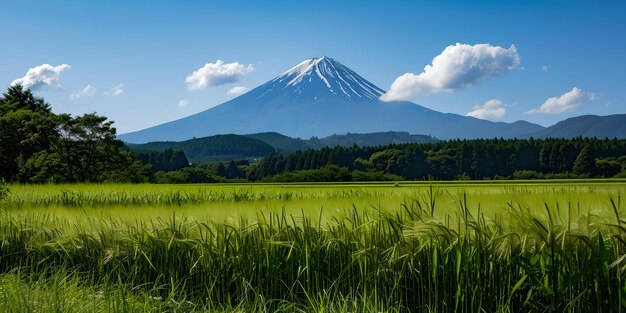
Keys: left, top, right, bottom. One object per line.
{"left": 177, "top": 99, "right": 189, "bottom": 108}
{"left": 70, "top": 84, "right": 96, "bottom": 100}
{"left": 466, "top": 99, "right": 506, "bottom": 120}
{"left": 227, "top": 86, "right": 248, "bottom": 96}
{"left": 380, "top": 43, "right": 520, "bottom": 101}
{"left": 185, "top": 60, "right": 253, "bottom": 91}
{"left": 542, "top": 65, "right": 549, "bottom": 72}
{"left": 105, "top": 84, "right": 124, "bottom": 96}
{"left": 11, "top": 64, "right": 71, "bottom": 89}
{"left": 527, "top": 87, "right": 595, "bottom": 114}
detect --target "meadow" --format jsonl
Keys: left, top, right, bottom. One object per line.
{"left": 1, "top": 180, "right": 626, "bottom": 312}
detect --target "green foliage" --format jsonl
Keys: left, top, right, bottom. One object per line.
{"left": 0, "top": 86, "right": 58, "bottom": 180}
{"left": 263, "top": 165, "right": 402, "bottom": 182}
{"left": 264, "top": 165, "right": 351, "bottom": 182}
{"left": 154, "top": 167, "right": 220, "bottom": 183}
{"left": 513, "top": 170, "right": 543, "bottom": 179}
{"left": 0, "top": 85, "right": 148, "bottom": 183}
{"left": 251, "top": 137, "right": 626, "bottom": 182}
{"left": 595, "top": 158, "right": 623, "bottom": 178}
{"left": 573, "top": 145, "right": 595, "bottom": 176}
{"left": 135, "top": 148, "right": 189, "bottom": 173}
{"left": 0, "top": 181, "right": 8, "bottom": 201}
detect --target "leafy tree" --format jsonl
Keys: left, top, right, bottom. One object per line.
{"left": 573, "top": 145, "right": 595, "bottom": 176}
{"left": 0, "top": 85, "right": 51, "bottom": 114}
{"left": 225, "top": 160, "right": 245, "bottom": 179}
{"left": 0, "top": 85, "right": 148, "bottom": 182}
{"left": 0, "top": 85, "right": 59, "bottom": 181}
{"left": 135, "top": 148, "right": 189, "bottom": 173}
{"left": 46, "top": 114, "right": 122, "bottom": 182}
{"left": 595, "top": 158, "right": 622, "bottom": 178}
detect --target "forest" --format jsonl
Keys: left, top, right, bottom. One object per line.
{"left": 245, "top": 138, "right": 626, "bottom": 181}
{"left": 149, "top": 137, "right": 626, "bottom": 183}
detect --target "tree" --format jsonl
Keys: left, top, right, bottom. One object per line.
{"left": 573, "top": 145, "right": 595, "bottom": 176}
{"left": 0, "top": 85, "right": 59, "bottom": 181}
{"left": 595, "top": 158, "right": 621, "bottom": 178}
{"left": 50, "top": 113, "right": 149, "bottom": 182}
{"left": 225, "top": 160, "right": 245, "bottom": 179}
{"left": 0, "top": 85, "right": 51, "bottom": 114}
{"left": 0, "top": 85, "right": 149, "bottom": 183}
{"left": 216, "top": 162, "right": 227, "bottom": 177}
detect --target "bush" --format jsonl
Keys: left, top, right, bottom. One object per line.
{"left": 512, "top": 170, "right": 543, "bottom": 180}
{"left": 351, "top": 170, "right": 403, "bottom": 181}
{"left": 264, "top": 165, "right": 352, "bottom": 182}
{"left": 154, "top": 167, "right": 220, "bottom": 184}
{"left": 595, "top": 158, "right": 622, "bottom": 178}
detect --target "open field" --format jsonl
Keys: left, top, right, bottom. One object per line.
{"left": 1, "top": 180, "right": 626, "bottom": 312}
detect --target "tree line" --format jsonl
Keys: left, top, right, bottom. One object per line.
{"left": 0, "top": 85, "right": 148, "bottom": 183}
{"left": 245, "top": 138, "right": 626, "bottom": 181}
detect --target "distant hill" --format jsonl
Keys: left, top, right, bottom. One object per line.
{"left": 534, "top": 114, "right": 626, "bottom": 139}
{"left": 127, "top": 131, "right": 437, "bottom": 164}
{"left": 310, "top": 131, "right": 435, "bottom": 148}
{"left": 244, "top": 131, "right": 436, "bottom": 152}
{"left": 245, "top": 132, "right": 309, "bottom": 152}
{"left": 128, "top": 134, "right": 276, "bottom": 163}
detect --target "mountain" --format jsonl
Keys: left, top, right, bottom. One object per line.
{"left": 119, "top": 56, "right": 545, "bottom": 143}
{"left": 309, "top": 132, "right": 434, "bottom": 149}
{"left": 534, "top": 114, "right": 626, "bottom": 139}
{"left": 245, "top": 131, "right": 436, "bottom": 152}
{"left": 244, "top": 132, "right": 310, "bottom": 152}
{"left": 127, "top": 134, "right": 275, "bottom": 163}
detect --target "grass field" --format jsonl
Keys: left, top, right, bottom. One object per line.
{"left": 1, "top": 180, "right": 626, "bottom": 312}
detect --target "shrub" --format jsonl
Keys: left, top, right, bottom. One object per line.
{"left": 512, "top": 170, "right": 543, "bottom": 179}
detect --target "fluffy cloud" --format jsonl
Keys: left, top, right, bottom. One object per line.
{"left": 227, "top": 86, "right": 248, "bottom": 96}
{"left": 11, "top": 64, "right": 71, "bottom": 89}
{"left": 466, "top": 99, "right": 506, "bottom": 120}
{"left": 70, "top": 85, "right": 96, "bottom": 100}
{"left": 105, "top": 84, "right": 124, "bottom": 96}
{"left": 380, "top": 43, "right": 520, "bottom": 101}
{"left": 185, "top": 60, "right": 253, "bottom": 91}
{"left": 177, "top": 99, "right": 189, "bottom": 108}
{"left": 527, "top": 87, "right": 595, "bottom": 114}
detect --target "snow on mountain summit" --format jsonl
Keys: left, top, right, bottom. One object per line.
{"left": 256, "top": 56, "right": 385, "bottom": 100}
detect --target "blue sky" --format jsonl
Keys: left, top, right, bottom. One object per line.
{"left": 1, "top": 0, "right": 625, "bottom": 134}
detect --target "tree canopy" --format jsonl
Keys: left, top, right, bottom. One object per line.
{"left": 0, "top": 85, "right": 148, "bottom": 183}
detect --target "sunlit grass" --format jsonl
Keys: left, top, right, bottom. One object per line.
{"left": 1, "top": 180, "right": 625, "bottom": 311}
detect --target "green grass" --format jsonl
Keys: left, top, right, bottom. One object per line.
{"left": 1, "top": 181, "right": 626, "bottom": 312}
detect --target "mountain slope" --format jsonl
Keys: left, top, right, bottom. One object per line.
{"left": 245, "top": 131, "right": 437, "bottom": 152}
{"left": 534, "top": 114, "right": 626, "bottom": 139}
{"left": 119, "top": 56, "right": 544, "bottom": 143}
{"left": 244, "top": 132, "right": 309, "bottom": 152}
{"left": 128, "top": 134, "right": 275, "bottom": 163}
{"left": 311, "top": 132, "right": 434, "bottom": 149}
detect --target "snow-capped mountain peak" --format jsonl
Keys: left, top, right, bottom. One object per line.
{"left": 260, "top": 56, "right": 385, "bottom": 100}
{"left": 119, "top": 56, "right": 546, "bottom": 144}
